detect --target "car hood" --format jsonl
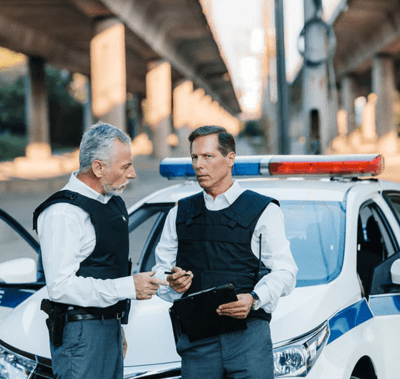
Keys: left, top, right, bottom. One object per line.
{"left": 0, "top": 279, "right": 356, "bottom": 368}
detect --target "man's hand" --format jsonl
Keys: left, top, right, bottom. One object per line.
{"left": 166, "top": 267, "right": 193, "bottom": 294}
{"left": 216, "top": 293, "right": 253, "bottom": 319}
{"left": 133, "top": 271, "right": 168, "bottom": 300}
{"left": 122, "top": 327, "right": 127, "bottom": 359}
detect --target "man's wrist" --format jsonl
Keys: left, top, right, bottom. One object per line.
{"left": 250, "top": 291, "right": 260, "bottom": 310}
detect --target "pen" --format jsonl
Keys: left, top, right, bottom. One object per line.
{"left": 165, "top": 271, "right": 190, "bottom": 276}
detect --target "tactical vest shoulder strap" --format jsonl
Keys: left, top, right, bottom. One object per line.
{"left": 33, "top": 190, "right": 92, "bottom": 232}
{"left": 176, "top": 191, "right": 203, "bottom": 226}
{"left": 223, "top": 190, "right": 279, "bottom": 229}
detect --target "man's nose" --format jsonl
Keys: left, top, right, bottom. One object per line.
{"left": 127, "top": 166, "right": 137, "bottom": 179}
{"left": 193, "top": 157, "right": 204, "bottom": 170}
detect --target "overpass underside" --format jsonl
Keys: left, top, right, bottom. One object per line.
{"left": 0, "top": 0, "right": 241, "bottom": 174}
{"left": 265, "top": 0, "right": 400, "bottom": 156}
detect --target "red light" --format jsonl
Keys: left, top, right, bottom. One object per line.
{"left": 269, "top": 155, "right": 384, "bottom": 176}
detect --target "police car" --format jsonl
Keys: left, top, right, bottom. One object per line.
{"left": 0, "top": 208, "right": 44, "bottom": 321}
{"left": 1, "top": 154, "right": 400, "bottom": 378}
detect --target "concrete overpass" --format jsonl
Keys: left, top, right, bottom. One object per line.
{"left": 0, "top": 0, "right": 240, "bottom": 161}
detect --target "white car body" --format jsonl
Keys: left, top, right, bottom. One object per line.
{"left": 1, "top": 154, "right": 400, "bottom": 378}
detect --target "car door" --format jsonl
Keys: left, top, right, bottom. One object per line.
{"left": 0, "top": 209, "right": 44, "bottom": 319}
{"left": 358, "top": 197, "right": 400, "bottom": 378}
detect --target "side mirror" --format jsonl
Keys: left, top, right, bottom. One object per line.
{"left": 0, "top": 258, "right": 37, "bottom": 283}
{"left": 390, "top": 259, "right": 400, "bottom": 285}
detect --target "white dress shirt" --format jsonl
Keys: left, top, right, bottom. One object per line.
{"left": 37, "top": 171, "right": 136, "bottom": 307}
{"left": 153, "top": 181, "right": 298, "bottom": 313}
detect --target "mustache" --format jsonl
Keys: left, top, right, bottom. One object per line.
{"left": 117, "top": 181, "right": 130, "bottom": 190}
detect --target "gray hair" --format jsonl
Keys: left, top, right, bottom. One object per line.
{"left": 79, "top": 122, "right": 131, "bottom": 172}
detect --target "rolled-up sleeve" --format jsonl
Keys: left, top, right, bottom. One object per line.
{"left": 252, "top": 202, "right": 298, "bottom": 313}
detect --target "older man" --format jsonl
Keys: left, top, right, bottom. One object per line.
{"left": 34, "top": 123, "right": 167, "bottom": 379}
{"left": 153, "top": 125, "right": 298, "bottom": 379}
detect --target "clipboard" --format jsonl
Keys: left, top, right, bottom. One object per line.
{"left": 169, "top": 283, "right": 247, "bottom": 342}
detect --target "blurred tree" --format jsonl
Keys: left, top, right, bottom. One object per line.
{"left": 0, "top": 76, "right": 25, "bottom": 135}
{"left": 46, "top": 65, "right": 83, "bottom": 149}
{"left": 0, "top": 65, "right": 83, "bottom": 150}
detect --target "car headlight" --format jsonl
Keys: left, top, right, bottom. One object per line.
{"left": 0, "top": 345, "right": 37, "bottom": 379}
{"left": 273, "top": 322, "right": 330, "bottom": 377}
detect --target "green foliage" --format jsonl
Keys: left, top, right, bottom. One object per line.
{"left": 0, "top": 64, "right": 83, "bottom": 152}
{"left": 0, "top": 133, "right": 27, "bottom": 161}
{"left": 0, "top": 76, "right": 26, "bottom": 134}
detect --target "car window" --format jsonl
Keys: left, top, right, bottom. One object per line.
{"left": 131, "top": 201, "right": 346, "bottom": 287}
{"left": 128, "top": 204, "right": 174, "bottom": 271}
{"left": 383, "top": 190, "right": 400, "bottom": 225}
{"left": 0, "top": 212, "right": 38, "bottom": 267}
{"left": 282, "top": 201, "right": 346, "bottom": 287}
{"left": 358, "top": 201, "right": 399, "bottom": 296}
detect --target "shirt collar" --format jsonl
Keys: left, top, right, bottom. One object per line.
{"left": 63, "top": 171, "right": 113, "bottom": 204}
{"left": 203, "top": 180, "right": 243, "bottom": 205}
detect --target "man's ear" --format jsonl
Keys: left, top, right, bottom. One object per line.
{"left": 92, "top": 160, "right": 104, "bottom": 178}
{"left": 227, "top": 151, "right": 235, "bottom": 168}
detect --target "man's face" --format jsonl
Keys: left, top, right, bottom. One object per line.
{"left": 191, "top": 134, "right": 235, "bottom": 196}
{"left": 102, "top": 139, "right": 136, "bottom": 196}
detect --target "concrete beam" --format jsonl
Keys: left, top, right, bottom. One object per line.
{"left": 97, "top": 0, "right": 236, "bottom": 114}
{"left": 335, "top": 10, "right": 400, "bottom": 78}
{"left": 0, "top": 13, "right": 89, "bottom": 75}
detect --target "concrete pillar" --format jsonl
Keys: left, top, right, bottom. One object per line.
{"left": 372, "top": 55, "right": 395, "bottom": 137}
{"left": 362, "top": 93, "right": 378, "bottom": 141}
{"left": 146, "top": 60, "right": 172, "bottom": 159}
{"left": 91, "top": 18, "right": 127, "bottom": 132}
{"left": 341, "top": 75, "right": 357, "bottom": 135}
{"left": 302, "top": 0, "right": 332, "bottom": 154}
{"left": 199, "top": 94, "right": 213, "bottom": 126}
{"left": 26, "top": 56, "right": 51, "bottom": 159}
{"left": 189, "top": 88, "right": 205, "bottom": 130}
{"left": 173, "top": 80, "right": 193, "bottom": 156}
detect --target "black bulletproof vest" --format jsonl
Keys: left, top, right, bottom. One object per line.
{"left": 33, "top": 190, "right": 130, "bottom": 316}
{"left": 176, "top": 190, "right": 279, "bottom": 321}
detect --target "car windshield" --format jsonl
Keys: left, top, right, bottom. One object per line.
{"left": 281, "top": 200, "right": 346, "bottom": 287}
{"left": 129, "top": 200, "right": 346, "bottom": 288}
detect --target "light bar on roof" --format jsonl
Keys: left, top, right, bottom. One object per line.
{"left": 268, "top": 154, "right": 384, "bottom": 176}
{"left": 159, "top": 154, "right": 384, "bottom": 179}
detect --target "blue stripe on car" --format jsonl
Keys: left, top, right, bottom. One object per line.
{"left": 0, "top": 288, "right": 34, "bottom": 308}
{"left": 328, "top": 299, "right": 374, "bottom": 344}
{"left": 369, "top": 294, "right": 400, "bottom": 316}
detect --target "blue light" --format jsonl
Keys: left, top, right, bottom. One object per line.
{"left": 160, "top": 158, "right": 194, "bottom": 178}
{"left": 160, "top": 156, "right": 264, "bottom": 179}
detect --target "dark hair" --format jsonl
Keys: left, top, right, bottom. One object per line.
{"left": 188, "top": 125, "right": 236, "bottom": 156}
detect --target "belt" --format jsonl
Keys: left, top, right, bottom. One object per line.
{"left": 66, "top": 310, "right": 124, "bottom": 322}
